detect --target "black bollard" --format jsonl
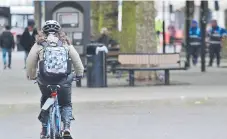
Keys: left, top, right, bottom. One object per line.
{"left": 200, "top": 1, "right": 208, "bottom": 72}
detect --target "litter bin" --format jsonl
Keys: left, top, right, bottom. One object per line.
{"left": 86, "top": 43, "right": 108, "bottom": 87}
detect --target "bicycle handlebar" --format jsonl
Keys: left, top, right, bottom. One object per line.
{"left": 33, "top": 75, "right": 82, "bottom": 84}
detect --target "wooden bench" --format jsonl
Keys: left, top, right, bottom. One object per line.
{"left": 114, "top": 53, "right": 187, "bottom": 86}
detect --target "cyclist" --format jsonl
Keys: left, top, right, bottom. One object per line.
{"left": 26, "top": 20, "right": 84, "bottom": 139}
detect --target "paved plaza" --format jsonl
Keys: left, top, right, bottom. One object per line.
{"left": 0, "top": 52, "right": 227, "bottom": 139}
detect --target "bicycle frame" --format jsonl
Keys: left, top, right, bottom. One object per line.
{"left": 50, "top": 92, "right": 61, "bottom": 136}
{"left": 41, "top": 85, "right": 62, "bottom": 137}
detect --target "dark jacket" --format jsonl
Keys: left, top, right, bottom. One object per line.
{"left": 96, "top": 34, "right": 118, "bottom": 47}
{"left": 96, "top": 34, "right": 112, "bottom": 47}
{"left": 0, "top": 30, "right": 15, "bottom": 49}
{"left": 20, "top": 27, "right": 38, "bottom": 52}
{"left": 189, "top": 27, "right": 201, "bottom": 46}
{"left": 208, "top": 26, "right": 227, "bottom": 45}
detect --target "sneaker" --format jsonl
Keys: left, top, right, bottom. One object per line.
{"left": 40, "top": 127, "right": 49, "bottom": 139}
{"left": 63, "top": 129, "right": 73, "bottom": 139}
{"left": 3, "top": 65, "right": 6, "bottom": 69}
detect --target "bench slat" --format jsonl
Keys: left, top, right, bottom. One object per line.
{"left": 118, "top": 54, "right": 181, "bottom": 67}
{"left": 118, "top": 55, "right": 149, "bottom": 65}
{"left": 115, "top": 66, "right": 185, "bottom": 71}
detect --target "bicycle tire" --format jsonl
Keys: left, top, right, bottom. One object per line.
{"left": 55, "top": 105, "right": 62, "bottom": 138}
{"left": 49, "top": 106, "right": 56, "bottom": 139}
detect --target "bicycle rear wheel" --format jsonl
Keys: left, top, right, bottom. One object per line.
{"left": 49, "top": 106, "right": 56, "bottom": 139}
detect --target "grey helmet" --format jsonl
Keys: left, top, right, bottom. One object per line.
{"left": 42, "top": 20, "right": 61, "bottom": 34}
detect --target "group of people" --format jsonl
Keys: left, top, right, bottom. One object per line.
{"left": 187, "top": 19, "right": 227, "bottom": 67}
{"left": 0, "top": 19, "right": 38, "bottom": 69}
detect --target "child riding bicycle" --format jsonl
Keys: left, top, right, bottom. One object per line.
{"left": 26, "top": 20, "right": 84, "bottom": 139}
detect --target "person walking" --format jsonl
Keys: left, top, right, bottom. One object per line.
{"left": 207, "top": 19, "right": 227, "bottom": 67}
{"left": 20, "top": 19, "right": 38, "bottom": 69}
{"left": 0, "top": 25, "right": 15, "bottom": 69}
{"left": 188, "top": 20, "right": 201, "bottom": 66}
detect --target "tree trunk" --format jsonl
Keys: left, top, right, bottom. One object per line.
{"left": 119, "top": 1, "right": 137, "bottom": 53}
{"left": 135, "top": 1, "right": 157, "bottom": 80}
{"left": 91, "top": 1, "right": 118, "bottom": 40}
{"left": 91, "top": 1, "right": 100, "bottom": 37}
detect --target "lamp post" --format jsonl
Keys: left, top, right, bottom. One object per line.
{"left": 185, "top": 1, "right": 194, "bottom": 68}
{"left": 200, "top": 1, "right": 208, "bottom": 72}
{"left": 162, "top": 0, "right": 166, "bottom": 53}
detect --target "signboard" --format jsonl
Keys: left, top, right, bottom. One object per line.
{"left": 57, "top": 12, "right": 79, "bottom": 27}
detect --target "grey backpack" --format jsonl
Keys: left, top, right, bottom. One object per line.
{"left": 39, "top": 40, "right": 72, "bottom": 82}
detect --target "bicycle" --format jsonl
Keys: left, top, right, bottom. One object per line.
{"left": 37, "top": 76, "right": 81, "bottom": 139}
{"left": 38, "top": 84, "right": 63, "bottom": 139}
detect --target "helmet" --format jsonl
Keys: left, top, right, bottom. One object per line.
{"left": 42, "top": 20, "right": 61, "bottom": 34}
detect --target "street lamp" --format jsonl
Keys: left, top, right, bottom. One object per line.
{"left": 185, "top": 1, "right": 194, "bottom": 68}
{"left": 200, "top": 1, "right": 208, "bottom": 72}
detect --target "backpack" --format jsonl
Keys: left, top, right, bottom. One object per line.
{"left": 1, "top": 31, "right": 14, "bottom": 48}
{"left": 38, "top": 40, "right": 72, "bottom": 82}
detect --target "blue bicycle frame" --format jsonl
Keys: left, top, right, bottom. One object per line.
{"left": 41, "top": 85, "right": 62, "bottom": 138}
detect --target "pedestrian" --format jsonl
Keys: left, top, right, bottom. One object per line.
{"left": 0, "top": 25, "right": 15, "bottom": 69}
{"left": 20, "top": 19, "right": 38, "bottom": 69}
{"left": 207, "top": 19, "right": 227, "bottom": 67}
{"left": 96, "top": 27, "right": 118, "bottom": 47}
{"left": 168, "top": 24, "right": 176, "bottom": 45}
{"left": 188, "top": 20, "right": 201, "bottom": 66}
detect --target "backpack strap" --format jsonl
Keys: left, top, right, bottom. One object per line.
{"left": 57, "top": 40, "right": 63, "bottom": 47}
{"left": 40, "top": 40, "right": 63, "bottom": 48}
{"left": 40, "top": 41, "right": 49, "bottom": 48}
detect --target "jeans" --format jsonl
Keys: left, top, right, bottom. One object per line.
{"left": 189, "top": 46, "right": 200, "bottom": 65}
{"left": 24, "top": 51, "right": 29, "bottom": 67}
{"left": 209, "top": 44, "right": 221, "bottom": 66}
{"left": 2, "top": 48, "right": 12, "bottom": 67}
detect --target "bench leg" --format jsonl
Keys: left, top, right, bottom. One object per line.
{"left": 129, "top": 70, "right": 135, "bottom": 86}
{"left": 164, "top": 69, "right": 170, "bottom": 85}
{"left": 76, "top": 79, "right": 82, "bottom": 87}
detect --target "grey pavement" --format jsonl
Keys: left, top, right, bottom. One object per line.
{"left": 1, "top": 101, "right": 227, "bottom": 139}
{"left": 1, "top": 52, "right": 227, "bottom": 139}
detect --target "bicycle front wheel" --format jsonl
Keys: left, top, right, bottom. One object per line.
{"left": 49, "top": 106, "right": 56, "bottom": 139}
